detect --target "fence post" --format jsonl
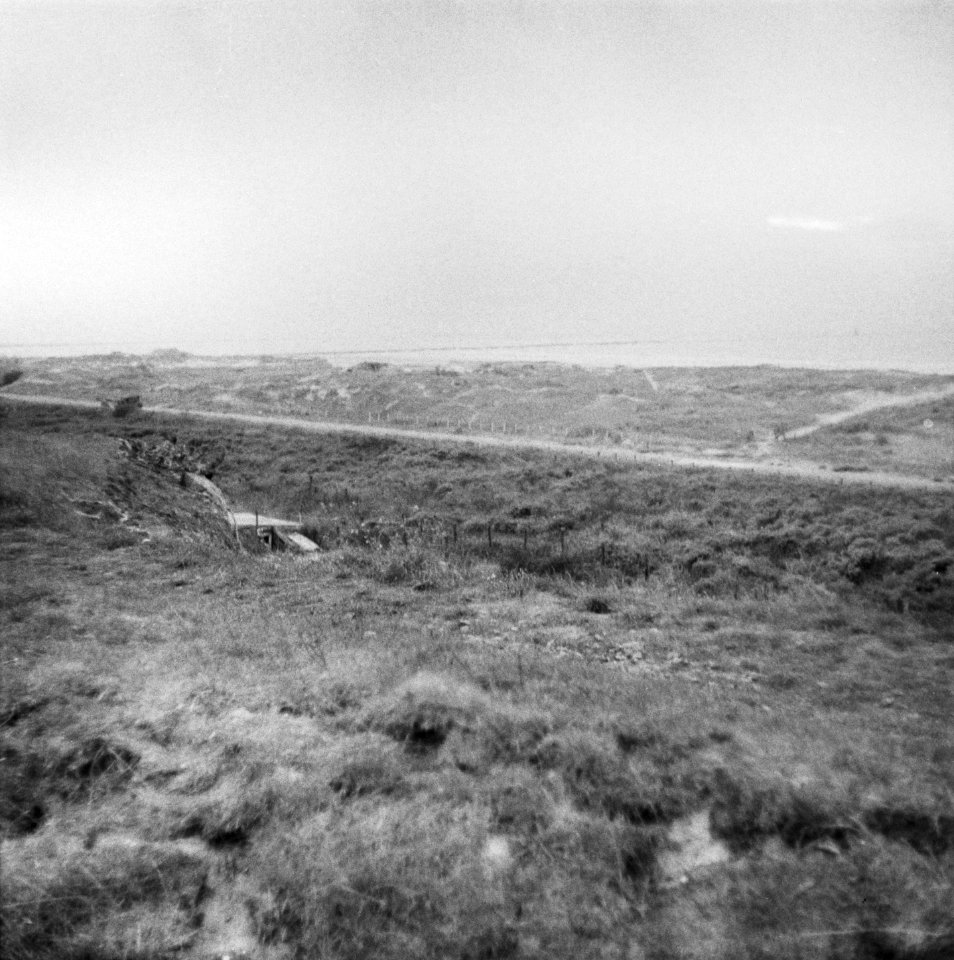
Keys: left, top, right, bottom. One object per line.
{"left": 487, "top": 523, "right": 493, "bottom": 548}
{"left": 560, "top": 527, "right": 566, "bottom": 558}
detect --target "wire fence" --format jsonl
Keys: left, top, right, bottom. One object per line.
{"left": 258, "top": 509, "right": 658, "bottom": 581}
{"left": 360, "top": 410, "right": 626, "bottom": 446}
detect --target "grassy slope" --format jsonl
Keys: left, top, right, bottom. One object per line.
{"left": 787, "top": 395, "right": 954, "bottom": 478}
{"left": 1, "top": 403, "right": 953, "bottom": 960}
{"left": 7, "top": 355, "right": 954, "bottom": 470}
{"left": 16, "top": 402, "right": 950, "bottom": 629}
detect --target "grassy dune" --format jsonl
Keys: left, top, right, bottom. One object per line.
{"left": 788, "top": 395, "right": 954, "bottom": 478}
{"left": 1, "top": 402, "right": 952, "bottom": 960}
{"left": 6, "top": 355, "right": 954, "bottom": 474}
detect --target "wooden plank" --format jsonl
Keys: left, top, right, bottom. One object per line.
{"left": 230, "top": 511, "right": 301, "bottom": 530}
{"left": 275, "top": 529, "right": 319, "bottom": 552}
{"left": 285, "top": 532, "right": 319, "bottom": 552}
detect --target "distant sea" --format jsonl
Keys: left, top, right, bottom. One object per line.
{"left": 9, "top": 328, "right": 953, "bottom": 374}
{"left": 315, "top": 332, "right": 954, "bottom": 374}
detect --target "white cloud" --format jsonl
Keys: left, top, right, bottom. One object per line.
{"left": 766, "top": 217, "right": 846, "bottom": 232}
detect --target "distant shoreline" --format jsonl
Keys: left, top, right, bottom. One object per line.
{"left": 5, "top": 346, "right": 953, "bottom": 376}
{"left": 314, "top": 347, "right": 954, "bottom": 376}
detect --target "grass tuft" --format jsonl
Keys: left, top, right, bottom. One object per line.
{"left": 250, "top": 802, "right": 512, "bottom": 960}
{"left": 482, "top": 765, "right": 554, "bottom": 836}
{"left": 1, "top": 836, "right": 207, "bottom": 960}
{"left": 366, "top": 673, "right": 488, "bottom": 754}
{"left": 55, "top": 736, "right": 140, "bottom": 790}
{"left": 328, "top": 736, "right": 407, "bottom": 800}
{"left": 1, "top": 736, "right": 139, "bottom": 839}
{"left": 530, "top": 731, "right": 684, "bottom": 825}
{"left": 0, "top": 745, "right": 47, "bottom": 837}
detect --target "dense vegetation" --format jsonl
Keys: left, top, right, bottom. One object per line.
{"left": 15, "top": 402, "right": 951, "bottom": 629}
{"left": 1, "top": 401, "right": 952, "bottom": 960}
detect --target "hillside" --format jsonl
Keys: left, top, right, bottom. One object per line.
{"left": 4, "top": 354, "right": 953, "bottom": 481}
{"left": 1, "top": 400, "right": 953, "bottom": 960}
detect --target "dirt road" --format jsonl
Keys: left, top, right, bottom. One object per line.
{"left": 780, "top": 384, "right": 954, "bottom": 441}
{"left": 3, "top": 392, "right": 951, "bottom": 492}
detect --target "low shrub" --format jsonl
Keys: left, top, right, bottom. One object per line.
{"left": 709, "top": 770, "right": 856, "bottom": 852}
{"left": 584, "top": 596, "right": 613, "bottom": 614}
{"left": 864, "top": 803, "right": 954, "bottom": 856}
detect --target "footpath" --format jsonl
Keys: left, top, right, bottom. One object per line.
{"left": 3, "top": 393, "right": 951, "bottom": 492}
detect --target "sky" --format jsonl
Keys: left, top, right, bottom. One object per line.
{"left": 2, "top": 0, "right": 953, "bottom": 369}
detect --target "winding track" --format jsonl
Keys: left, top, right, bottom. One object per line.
{"left": 2, "top": 392, "right": 952, "bottom": 492}
{"left": 780, "top": 384, "right": 954, "bottom": 441}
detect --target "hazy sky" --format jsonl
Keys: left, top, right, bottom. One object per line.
{"left": 2, "top": 1, "right": 952, "bottom": 367}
